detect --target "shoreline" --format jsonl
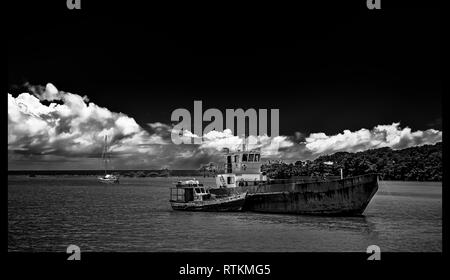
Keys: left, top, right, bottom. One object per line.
{"left": 7, "top": 174, "right": 443, "bottom": 183}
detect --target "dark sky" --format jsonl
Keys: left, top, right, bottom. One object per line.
{"left": 8, "top": 2, "right": 442, "bottom": 137}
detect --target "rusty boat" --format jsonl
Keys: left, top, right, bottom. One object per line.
{"left": 207, "top": 146, "right": 378, "bottom": 216}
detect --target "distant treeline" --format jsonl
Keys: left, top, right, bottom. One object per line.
{"left": 9, "top": 143, "right": 442, "bottom": 181}
{"left": 261, "top": 142, "right": 442, "bottom": 181}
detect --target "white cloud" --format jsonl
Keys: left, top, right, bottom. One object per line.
{"left": 7, "top": 84, "right": 442, "bottom": 170}
{"left": 147, "top": 122, "right": 170, "bottom": 130}
{"left": 8, "top": 83, "right": 167, "bottom": 158}
{"left": 305, "top": 122, "right": 442, "bottom": 155}
{"left": 198, "top": 129, "right": 294, "bottom": 157}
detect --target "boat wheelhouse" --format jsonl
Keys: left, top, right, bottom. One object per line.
{"left": 169, "top": 179, "right": 246, "bottom": 212}
{"left": 170, "top": 180, "right": 209, "bottom": 203}
{"left": 216, "top": 147, "right": 266, "bottom": 188}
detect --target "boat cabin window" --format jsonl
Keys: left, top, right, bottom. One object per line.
{"left": 242, "top": 154, "right": 248, "bottom": 162}
{"left": 255, "top": 154, "right": 260, "bottom": 162}
{"left": 227, "top": 176, "right": 234, "bottom": 184}
{"left": 234, "top": 155, "right": 239, "bottom": 162}
{"left": 194, "top": 187, "right": 207, "bottom": 194}
{"left": 171, "top": 188, "right": 186, "bottom": 201}
{"left": 248, "top": 154, "right": 254, "bottom": 162}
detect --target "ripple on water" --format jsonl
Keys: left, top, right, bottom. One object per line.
{"left": 8, "top": 177, "right": 442, "bottom": 252}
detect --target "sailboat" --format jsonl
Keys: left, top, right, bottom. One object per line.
{"left": 98, "top": 135, "right": 119, "bottom": 184}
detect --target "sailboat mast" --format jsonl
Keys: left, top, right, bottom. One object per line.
{"left": 104, "top": 135, "right": 108, "bottom": 175}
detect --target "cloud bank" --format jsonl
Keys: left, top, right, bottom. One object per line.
{"left": 304, "top": 123, "right": 442, "bottom": 155}
{"left": 8, "top": 83, "right": 442, "bottom": 169}
{"left": 8, "top": 83, "right": 165, "bottom": 159}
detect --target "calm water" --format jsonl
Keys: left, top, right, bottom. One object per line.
{"left": 8, "top": 176, "right": 442, "bottom": 252}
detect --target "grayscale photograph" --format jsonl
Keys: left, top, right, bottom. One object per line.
{"left": 7, "top": 1, "right": 443, "bottom": 272}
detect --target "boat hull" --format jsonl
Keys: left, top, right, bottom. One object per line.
{"left": 210, "top": 174, "right": 378, "bottom": 216}
{"left": 170, "top": 193, "right": 246, "bottom": 212}
{"left": 98, "top": 177, "right": 119, "bottom": 184}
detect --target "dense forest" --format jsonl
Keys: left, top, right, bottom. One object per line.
{"left": 261, "top": 142, "right": 442, "bottom": 181}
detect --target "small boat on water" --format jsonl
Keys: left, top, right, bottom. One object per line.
{"left": 98, "top": 173, "right": 119, "bottom": 184}
{"left": 98, "top": 135, "right": 119, "bottom": 184}
{"left": 169, "top": 179, "right": 246, "bottom": 211}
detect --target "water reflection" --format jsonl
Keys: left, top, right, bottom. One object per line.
{"left": 236, "top": 212, "right": 378, "bottom": 234}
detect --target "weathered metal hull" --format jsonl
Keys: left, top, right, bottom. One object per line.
{"left": 170, "top": 193, "right": 247, "bottom": 212}
{"left": 210, "top": 174, "right": 378, "bottom": 216}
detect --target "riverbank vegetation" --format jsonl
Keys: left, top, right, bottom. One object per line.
{"left": 261, "top": 142, "right": 442, "bottom": 181}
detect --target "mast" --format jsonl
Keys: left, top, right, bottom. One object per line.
{"left": 103, "top": 135, "right": 108, "bottom": 176}
{"left": 242, "top": 133, "right": 247, "bottom": 152}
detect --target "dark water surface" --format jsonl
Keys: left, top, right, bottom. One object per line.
{"left": 8, "top": 176, "right": 442, "bottom": 252}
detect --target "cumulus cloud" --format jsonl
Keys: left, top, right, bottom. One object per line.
{"left": 304, "top": 123, "right": 442, "bottom": 155}
{"left": 7, "top": 84, "right": 232, "bottom": 170}
{"left": 7, "top": 84, "right": 442, "bottom": 170}
{"left": 176, "top": 128, "right": 295, "bottom": 158}
{"left": 8, "top": 83, "right": 167, "bottom": 160}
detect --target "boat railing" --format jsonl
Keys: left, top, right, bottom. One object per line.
{"left": 173, "top": 183, "right": 204, "bottom": 187}
{"left": 249, "top": 174, "right": 379, "bottom": 194}
{"left": 265, "top": 173, "right": 379, "bottom": 185}
{"left": 265, "top": 178, "right": 329, "bottom": 184}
